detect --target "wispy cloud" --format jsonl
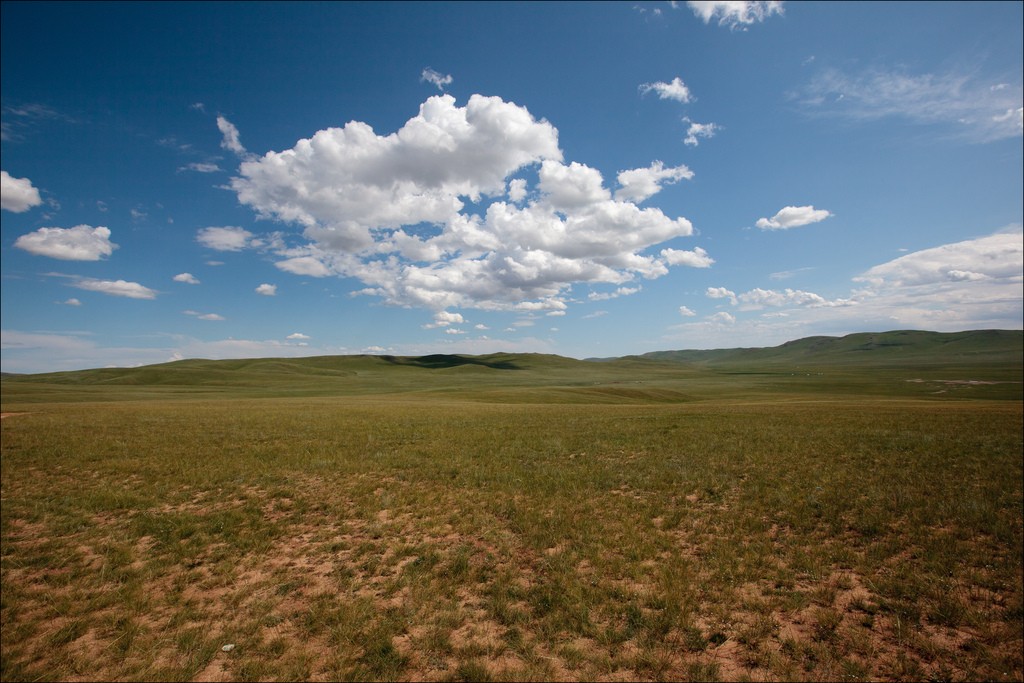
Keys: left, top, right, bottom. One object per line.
{"left": 683, "top": 119, "right": 720, "bottom": 146}
{"left": 798, "top": 67, "right": 1023, "bottom": 143}
{"left": 769, "top": 266, "right": 816, "bottom": 281}
{"left": 217, "top": 115, "right": 247, "bottom": 156}
{"left": 639, "top": 77, "right": 692, "bottom": 103}
{"left": 686, "top": 1, "right": 784, "bottom": 29}
{"left": 589, "top": 286, "right": 641, "bottom": 301}
{"left": 184, "top": 310, "right": 225, "bottom": 321}
{"left": 2, "top": 103, "right": 74, "bottom": 142}
{"left": 173, "top": 273, "right": 200, "bottom": 285}
{"left": 421, "top": 67, "right": 453, "bottom": 91}
{"left": 179, "top": 162, "right": 221, "bottom": 174}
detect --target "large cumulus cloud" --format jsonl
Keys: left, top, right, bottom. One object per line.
{"left": 228, "top": 94, "right": 707, "bottom": 313}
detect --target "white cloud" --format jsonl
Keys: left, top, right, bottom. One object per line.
{"left": 708, "top": 311, "right": 736, "bottom": 324}
{"left": 736, "top": 287, "right": 852, "bottom": 309}
{"left": 72, "top": 278, "right": 157, "bottom": 300}
{"left": 62, "top": 298, "right": 82, "bottom": 306}
{"left": 227, "top": 94, "right": 706, "bottom": 315}
{"left": 173, "top": 272, "right": 200, "bottom": 284}
{"left": 756, "top": 205, "right": 832, "bottom": 230}
{"left": 1, "top": 170, "right": 43, "bottom": 212}
{"left": 14, "top": 225, "right": 118, "bottom": 260}
{"left": 706, "top": 286, "right": 738, "bottom": 304}
{"left": 589, "top": 286, "right": 641, "bottom": 301}
{"left": 854, "top": 231, "right": 1022, "bottom": 289}
{"left": 197, "top": 226, "right": 256, "bottom": 251}
{"left": 255, "top": 283, "right": 277, "bottom": 296}
{"left": 799, "top": 68, "right": 1024, "bottom": 143}
{"left": 679, "top": 305, "right": 697, "bottom": 317}
{"left": 421, "top": 67, "right": 453, "bottom": 90}
{"left": 615, "top": 161, "right": 694, "bottom": 203}
{"left": 508, "top": 178, "right": 528, "bottom": 203}
{"left": 992, "top": 107, "right": 1023, "bottom": 132}
{"left": 275, "top": 255, "right": 332, "bottom": 277}
{"left": 232, "top": 94, "right": 562, "bottom": 247}
{"left": 683, "top": 119, "right": 720, "bottom": 146}
{"left": 706, "top": 284, "right": 853, "bottom": 310}
{"left": 217, "top": 115, "right": 246, "bottom": 156}
{"left": 666, "top": 229, "right": 1022, "bottom": 349}
{"left": 687, "top": 1, "right": 784, "bottom": 28}
{"left": 423, "top": 310, "right": 465, "bottom": 328}
{"left": 639, "top": 77, "right": 692, "bottom": 103}
{"left": 286, "top": 332, "right": 310, "bottom": 340}
{"left": 842, "top": 231, "right": 1023, "bottom": 330}
{"left": 538, "top": 160, "right": 610, "bottom": 210}
{"left": 661, "top": 247, "right": 714, "bottom": 268}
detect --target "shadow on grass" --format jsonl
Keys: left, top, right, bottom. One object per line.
{"left": 380, "top": 354, "right": 522, "bottom": 370}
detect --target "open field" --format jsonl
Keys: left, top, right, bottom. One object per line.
{"left": 2, "top": 331, "right": 1022, "bottom": 681}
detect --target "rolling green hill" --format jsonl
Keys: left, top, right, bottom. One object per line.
{"left": 633, "top": 329, "right": 1023, "bottom": 370}
{"left": 2, "top": 330, "right": 1020, "bottom": 404}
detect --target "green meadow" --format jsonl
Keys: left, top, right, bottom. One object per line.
{"left": 2, "top": 330, "right": 1021, "bottom": 681}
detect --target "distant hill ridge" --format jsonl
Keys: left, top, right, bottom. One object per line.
{"left": 625, "top": 329, "right": 1023, "bottom": 368}
{"left": 3, "top": 330, "right": 1021, "bottom": 386}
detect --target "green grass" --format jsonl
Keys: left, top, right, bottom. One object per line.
{"left": 1, "top": 330, "right": 1021, "bottom": 681}
{"left": 4, "top": 330, "right": 1021, "bottom": 405}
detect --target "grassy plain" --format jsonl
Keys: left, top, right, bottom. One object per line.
{"left": 1, "top": 331, "right": 1022, "bottom": 681}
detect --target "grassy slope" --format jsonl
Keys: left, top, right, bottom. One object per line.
{"left": 636, "top": 329, "right": 1023, "bottom": 370}
{"left": 2, "top": 330, "right": 1021, "bottom": 406}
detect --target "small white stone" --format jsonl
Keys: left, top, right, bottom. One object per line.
{"left": 222, "top": 644, "right": 235, "bottom": 652}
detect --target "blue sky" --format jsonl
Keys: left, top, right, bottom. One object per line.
{"left": 2, "top": 1, "right": 1021, "bottom": 373}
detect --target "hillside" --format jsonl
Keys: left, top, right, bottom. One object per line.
{"left": 632, "top": 329, "right": 1023, "bottom": 370}
{"left": 2, "top": 330, "right": 1020, "bottom": 404}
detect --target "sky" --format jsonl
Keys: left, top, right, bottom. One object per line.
{"left": 1, "top": 1, "right": 1022, "bottom": 374}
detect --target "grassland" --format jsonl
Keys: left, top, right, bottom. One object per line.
{"left": 1, "top": 331, "right": 1021, "bottom": 681}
